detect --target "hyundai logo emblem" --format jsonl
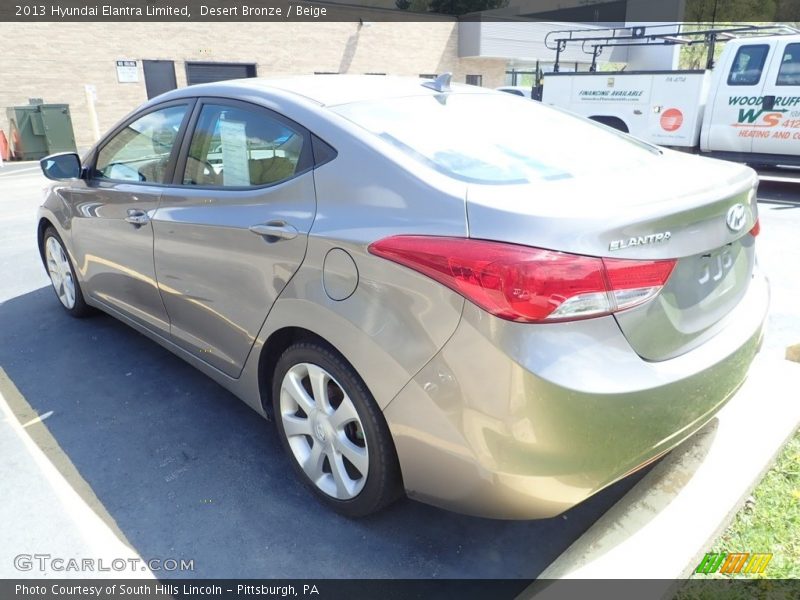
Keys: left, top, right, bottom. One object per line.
{"left": 726, "top": 204, "right": 747, "bottom": 232}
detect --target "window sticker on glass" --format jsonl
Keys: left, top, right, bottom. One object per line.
{"left": 219, "top": 119, "right": 250, "bottom": 186}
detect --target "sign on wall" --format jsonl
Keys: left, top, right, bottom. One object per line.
{"left": 116, "top": 60, "right": 139, "bottom": 83}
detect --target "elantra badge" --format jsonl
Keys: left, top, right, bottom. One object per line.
{"left": 726, "top": 204, "right": 747, "bottom": 232}
{"left": 609, "top": 231, "right": 671, "bottom": 251}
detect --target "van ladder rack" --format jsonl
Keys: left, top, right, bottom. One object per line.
{"left": 544, "top": 23, "right": 800, "bottom": 72}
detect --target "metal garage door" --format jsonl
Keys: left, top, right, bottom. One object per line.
{"left": 185, "top": 62, "right": 257, "bottom": 85}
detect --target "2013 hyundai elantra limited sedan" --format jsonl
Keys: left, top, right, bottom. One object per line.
{"left": 37, "top": 74, "right": 768, "bottom": 519}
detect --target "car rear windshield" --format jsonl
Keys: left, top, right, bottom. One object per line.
{"left": 332, "top": 93, "right": 659, "bottom": 185}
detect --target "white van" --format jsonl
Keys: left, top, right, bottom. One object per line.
{"left": 702, "top": 36, "right": 800, "bottom": 165}
{"left": 542, "top": 32, "right": 800, "bottom": 168}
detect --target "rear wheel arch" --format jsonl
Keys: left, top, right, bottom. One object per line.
{"left": 589, "top": 115, "right": 630, "bottom": 133}
{"left": 270, "top": 338, "right": 404, "bottom": 516}
{"left": 257, "top": 326, "right": 352, "bottom": 418}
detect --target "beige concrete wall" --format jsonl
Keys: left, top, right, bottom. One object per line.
{"left": 0, "top": 22, "right": 506, "bottom": 151}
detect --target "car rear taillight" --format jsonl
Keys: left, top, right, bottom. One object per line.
{"left": 749, "top": 218, "right": 760, "bottom": 237}
{"left": 368, "top": 236, "right": 676, "bottom": 323}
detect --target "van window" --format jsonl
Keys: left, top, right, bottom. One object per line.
{"left": 727, "top": 45, "right": 769, "bottom": 86}
{"left": 777, "top": 43, "right": 800, "bottom": 86}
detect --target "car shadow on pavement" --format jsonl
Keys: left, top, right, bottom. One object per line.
{"left": 0, "top": 287, "right": 650, "bottom": 579}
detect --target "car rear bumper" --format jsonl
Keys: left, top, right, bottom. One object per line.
{"left": 384, "top": 270, "right": 769, "bottom": 519}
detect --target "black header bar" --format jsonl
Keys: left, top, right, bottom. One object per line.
{"left": 1, "top": 0, "right": 798, "bottom": 22}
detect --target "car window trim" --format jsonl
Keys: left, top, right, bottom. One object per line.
{"left": 311, "top": 134, "right": 338, "bottom": 168}
{"left": 171, "top": 96, "right": 316, "bottom": 191}
{"left": 89, "top": 98, "right": 197, "bottom": 187}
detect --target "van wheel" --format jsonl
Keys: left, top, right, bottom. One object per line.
{"left": 589, "top": 116, "right": 629, "bottom": 133}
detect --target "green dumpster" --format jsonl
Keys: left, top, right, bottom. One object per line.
{"left": 6, "top": 101, "right": 77, "bottom": 160}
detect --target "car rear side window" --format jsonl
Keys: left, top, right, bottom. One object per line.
{"left": 95, "top": 104, "right": 188, "bottom": 183}
{"left": 776, "top": 43, "right": 800, "bottom": 86}
{"left": 182, "top": 103, "right": 308, "bottom": 187}
{"left": 727, "top": 45, "right": 769, "bottom": 86}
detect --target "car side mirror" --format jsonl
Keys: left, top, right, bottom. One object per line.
{"left": 40, "top": 153, "right": 82, "bottom": 181}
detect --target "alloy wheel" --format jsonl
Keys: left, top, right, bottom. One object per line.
{"left": 45, "top": 236, "right": 76, "bottom": 309}
{"left": 279, "top": 362, "right": 369, "bottom": 500}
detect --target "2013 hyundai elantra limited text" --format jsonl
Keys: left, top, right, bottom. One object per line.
{"left": 37, "top": 74, "right": 768, "bottom": 518}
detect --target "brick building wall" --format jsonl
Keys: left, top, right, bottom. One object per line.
{"left": 0, "top": 22, "right": 507, "bottom": 152}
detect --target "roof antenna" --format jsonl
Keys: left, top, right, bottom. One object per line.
{"left": 422, "top": 72, "right": 452, "bottom": 93}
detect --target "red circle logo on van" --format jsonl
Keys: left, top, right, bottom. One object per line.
{"left": 660, "top": 108, "right": 684, "bottom": 132}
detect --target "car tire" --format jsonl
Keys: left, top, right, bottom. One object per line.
{"left": 272, "top": 341, "right": 403, "bottom": 517}
{"left": 42, "top": 227, "right": 93, "bottom": 318}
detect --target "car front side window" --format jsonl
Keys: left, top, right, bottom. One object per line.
{"left": 182, "top": 103, "right": 307, "bottom": 187}
{"left": 94, "top": 104, "right": 188, "bottom": 183}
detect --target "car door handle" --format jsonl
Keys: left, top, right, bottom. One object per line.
{"left": 249, "top": 221, "right": 298, "bottom": 241}
{"left": 125, "top": 209, "right": 150, "bottom": 226}
{"left": 762, "top": 95, "right": 776, "bottom": 110}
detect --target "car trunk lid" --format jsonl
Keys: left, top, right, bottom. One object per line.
{"left": 466, "top": 151, "right": 759, "bottom": 361}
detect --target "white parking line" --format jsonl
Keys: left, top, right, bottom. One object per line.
{"left": 21, "top": 410, "right": 53, "bottom": 428}
{"left": 0, "top": 368, "right": 152, "bottom": 579}
{"left": 760, "top": 174, "right": 800, "bottom": 184}
{"left": 0, "top": 166, "right": 39, "bottom": 177}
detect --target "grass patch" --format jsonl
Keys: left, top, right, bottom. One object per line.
{"left": 675, "top": 431, "right": 799, "bottom": 599}
{"left": 692, "top": 429, "right": 800, "bottom": 579}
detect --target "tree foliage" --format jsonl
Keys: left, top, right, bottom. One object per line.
{"left": 684, "top": 0, "right": 778, "bottom": 22}
{"left": 678, "top": 23, "right": 729, "bottom": 70}
{"left": 427, "top": 0, "right": 507, "bottom": 15}
{"left": 679, "top": 19, "right": 800, "bottom": 70}
{"left": 777, "top": 0, "right": 800, "bottom": 21}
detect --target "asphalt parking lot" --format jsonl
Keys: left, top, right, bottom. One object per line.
{"left": 1, "top": 162, "right": 798, "bottom": 579}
